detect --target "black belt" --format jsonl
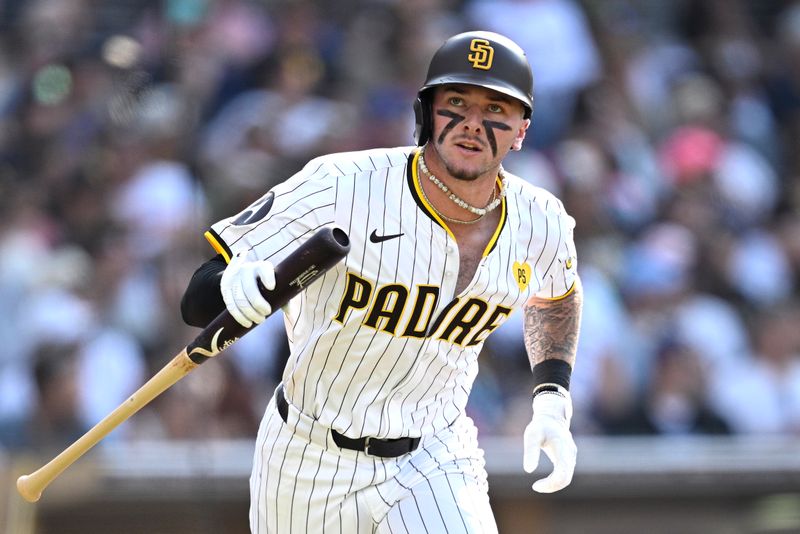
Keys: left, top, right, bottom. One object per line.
{"left": 275, "top": 385, "right": 420, "bottom": 458}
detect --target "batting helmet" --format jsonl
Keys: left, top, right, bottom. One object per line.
{"left": 413, "top": 31, "right": 534, "bottom": 146}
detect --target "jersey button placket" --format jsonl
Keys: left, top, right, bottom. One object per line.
{"left": 443, "top": 239, "right": 458, "bottom": 295}
{"left": 445, "top": 242, "right": 455, "bottom": 279}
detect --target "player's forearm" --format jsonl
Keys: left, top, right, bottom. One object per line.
{"left": 523, "top": 276, "right": 583, "bottom": 370}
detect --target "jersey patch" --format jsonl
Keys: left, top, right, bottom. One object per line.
{"left": 513, "top": 261, "right": 531, "bottom": 291}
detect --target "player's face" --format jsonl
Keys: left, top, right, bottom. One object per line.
{"left": 429, "top": 84, "right": 529, "bottom": 181}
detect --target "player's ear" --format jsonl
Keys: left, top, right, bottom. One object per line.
{"left": 512, "top": 118, "right": 530, "bottom": 151}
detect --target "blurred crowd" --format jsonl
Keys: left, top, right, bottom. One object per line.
{"left": 1, "top": 0, "right": 799, "bottom": 457}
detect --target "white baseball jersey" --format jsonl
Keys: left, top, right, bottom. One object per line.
{"left": 205, "top": 146, "right": 577, "bottom": 440}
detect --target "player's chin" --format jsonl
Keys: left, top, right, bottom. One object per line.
{"left": 455, "top": 152, "right": 494, "bottom": 180}
{"left": 448, "top": 163, "right": 486, "bottom": 182}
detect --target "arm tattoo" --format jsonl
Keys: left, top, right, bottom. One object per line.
{"left": 523, "top": 277, "right": 583, "bottom": 369}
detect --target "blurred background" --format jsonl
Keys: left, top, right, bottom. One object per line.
{"left": 0, "top": 0, "right": 799, "bottom": 533}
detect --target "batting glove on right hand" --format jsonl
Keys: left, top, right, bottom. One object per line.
{"left": 523, "top": 386, "right": 577, "bottom": 493}
{"left": 220, "top": 250, "right": 276, "bottom": 328}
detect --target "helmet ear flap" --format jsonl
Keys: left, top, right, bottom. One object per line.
{"left": 413, "top": 95, "right": 431, "bottom": 146}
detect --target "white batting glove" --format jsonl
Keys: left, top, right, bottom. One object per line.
{"left": 220, "top": 250, "right": 276, "bottom": 328}
{"left": 523, "top": 385, "right": 577, "bottom": 493}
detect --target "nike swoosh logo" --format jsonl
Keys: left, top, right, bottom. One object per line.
{"left": 369, "top": 230, "right": 404, "bottom": 243}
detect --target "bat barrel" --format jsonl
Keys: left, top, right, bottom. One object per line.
{"left": 264, "top": 225, "right": 350, "bottom": 309}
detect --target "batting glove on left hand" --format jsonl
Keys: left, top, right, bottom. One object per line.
{"left": 220, "top": 250, "right": 276, "bottom": 328}
{"left": 523, "top": 386, "right": 577, "bottom": 493}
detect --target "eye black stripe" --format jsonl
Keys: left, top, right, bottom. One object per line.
{"left": 482, "top": 120, "right": 511, "bottom": 157}
{"left": 435, "top": 110, "right": 464, "bottom": 145}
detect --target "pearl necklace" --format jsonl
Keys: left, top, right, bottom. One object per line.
{"left": 418, "top": 171, "right": 488, "bottom": 225}
{"left": 418, "top": 147, "right": 507, "bottom": 217}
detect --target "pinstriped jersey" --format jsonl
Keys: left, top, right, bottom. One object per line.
{"left": 205, "top": 146, "right": 577, "bottom": 439}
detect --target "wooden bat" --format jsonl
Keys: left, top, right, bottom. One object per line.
{"left": 16, "top": 226, "right": 350, "bottom": 503}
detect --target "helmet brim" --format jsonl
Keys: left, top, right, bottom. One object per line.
{"left": 420, "top": 74, "right": 532, "bottom": 117}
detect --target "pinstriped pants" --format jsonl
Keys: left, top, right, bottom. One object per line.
{"left": 249, "top": 393, "right": 499, "bottom": 534}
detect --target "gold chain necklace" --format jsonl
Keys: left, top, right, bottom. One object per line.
{"left": 418, "top": 146, "right": 507, "bottom": 217}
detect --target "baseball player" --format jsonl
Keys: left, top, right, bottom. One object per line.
{"left": 182, "top": 30, "right": 582, "bottom": 534}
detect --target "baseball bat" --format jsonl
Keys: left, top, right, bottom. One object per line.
{"left": 16, "top": 226, "right": 350, "bottom": 503}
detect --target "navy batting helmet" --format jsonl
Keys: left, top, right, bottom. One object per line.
{"left": 413, "top": 31, "right": 534, "bottom": 146}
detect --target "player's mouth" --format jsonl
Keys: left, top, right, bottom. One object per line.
{"left": 454, "top": 141, "right": 483, "bottom": 153}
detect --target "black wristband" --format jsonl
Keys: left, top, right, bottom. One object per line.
{"left": 532, "top": 359, "right": 572, "bottom": 391}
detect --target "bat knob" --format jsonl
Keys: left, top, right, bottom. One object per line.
{"left": 16, "top": 474, "right": 42, "bottom": 503}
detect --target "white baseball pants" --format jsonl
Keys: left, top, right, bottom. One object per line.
{"left": 249, "top": 391, "right": 498, "bottom": 533}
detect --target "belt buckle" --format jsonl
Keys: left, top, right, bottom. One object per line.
{"left": 363, "top": 436, "right": 373, "bottom": 455}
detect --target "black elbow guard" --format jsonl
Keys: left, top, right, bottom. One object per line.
{"left": 181, "top": 254, "right": 227, "bottom": 327}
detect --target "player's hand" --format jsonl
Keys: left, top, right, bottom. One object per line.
{"left": 523, "top": 386, "right": 577, "bottom": 493}
{"left": 220, "top": 250, "right": 276, "bottom": 328}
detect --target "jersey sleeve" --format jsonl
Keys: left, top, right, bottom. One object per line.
{"left": 531, "top": 198, "right": 578, "bottom": 300}
{"left": 204, "top": 158, "right": 338, "bottom": 265}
